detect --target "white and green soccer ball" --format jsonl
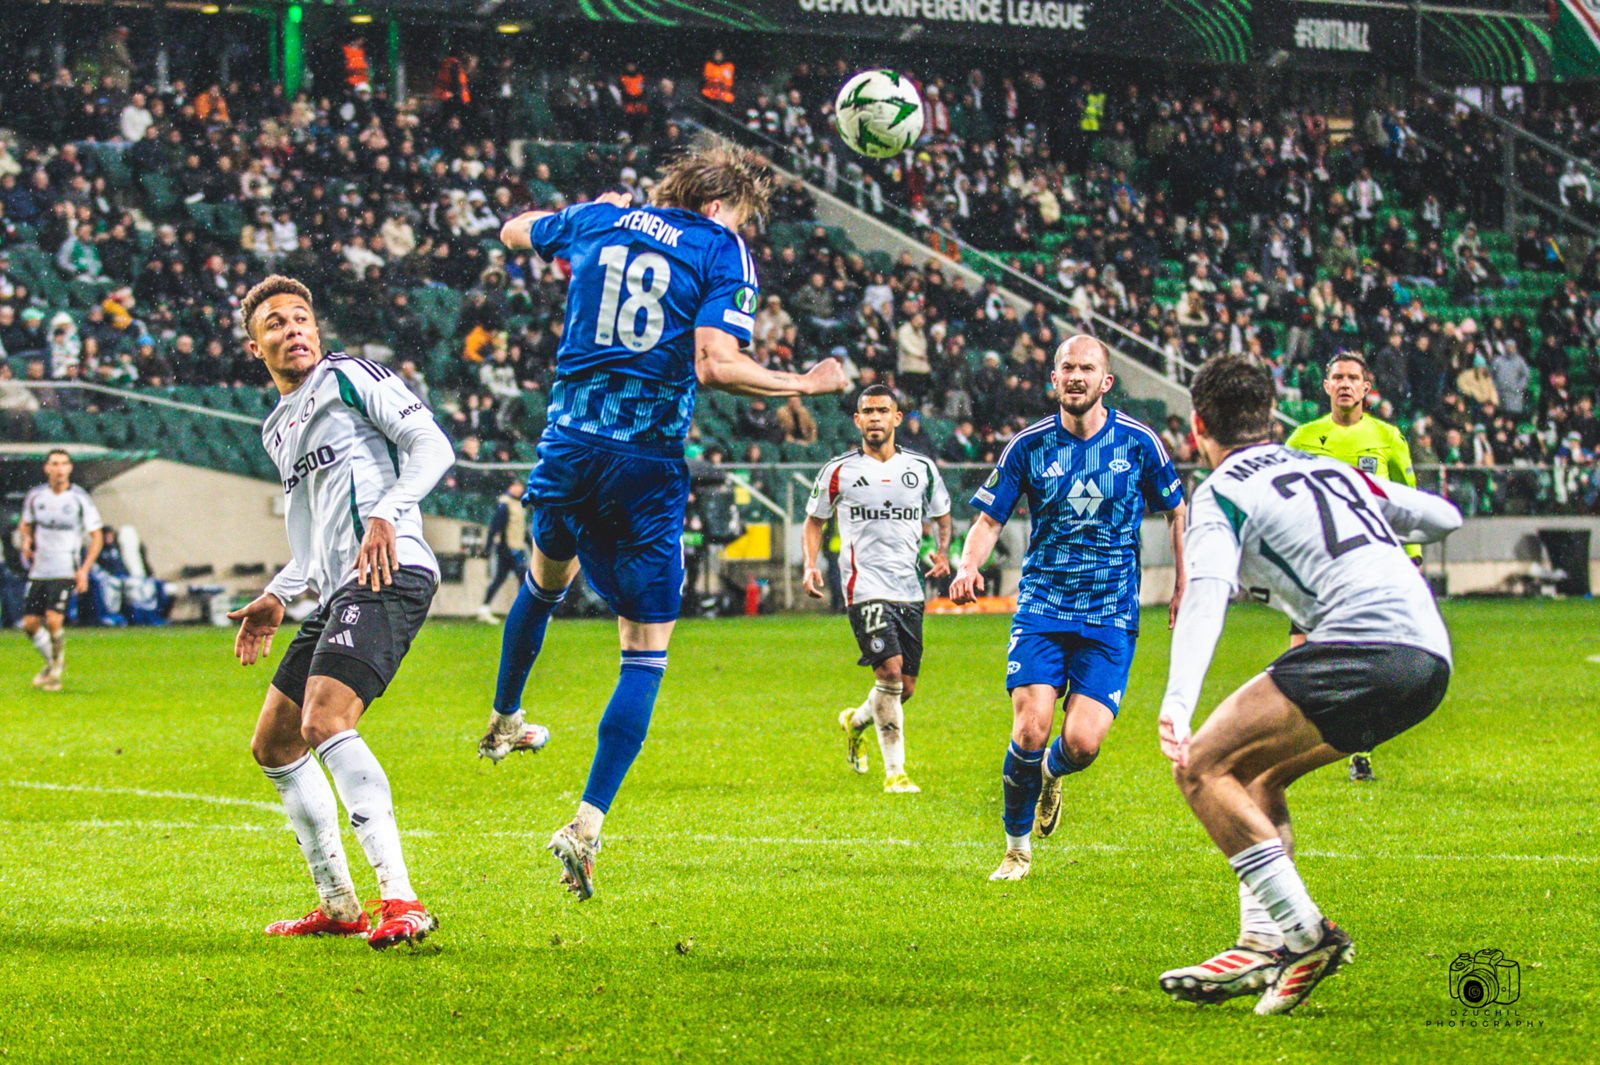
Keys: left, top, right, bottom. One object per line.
{"left": 834, "top": 70, "right": 925, "bottom": 159}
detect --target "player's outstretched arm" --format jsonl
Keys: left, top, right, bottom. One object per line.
{"left": 500, "top": 193, "right": 629, "bottom": 250}
{"left": 801, "top": 516, "right": 829, "bottom": 598}
{"left": 1359, "top": 473, "right": 1462, "bottom": 545}
{"left": 696, "top": 326, "right": 848, "bottom": 397}
{"left": 1156, "top": 576, "right": 1231, "bottom": 769}
{"left": 499, "top": 210, "right": 553, "bottom": 251}
{"left": 949, "top": 513, "right": 1003, "bottom": 603}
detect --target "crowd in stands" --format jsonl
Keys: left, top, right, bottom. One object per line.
{"left": 0, "top": 34, "right": 1598, "bottom": 514}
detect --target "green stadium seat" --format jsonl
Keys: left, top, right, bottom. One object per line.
{"left": 140, "top": 174, "right": 179, "bottom": 218}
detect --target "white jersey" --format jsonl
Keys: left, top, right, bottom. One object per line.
{"left": 807, "top": 447, "right": 951, "bottom": 605}
{"left": 1185, "top": 444, "right": 1455, "bottom": 664}
{"left": 21, "top": 484, "right": 101, "bottom": 579}
{"left": 262, "top": 353, "right": 454, "bottom": 603}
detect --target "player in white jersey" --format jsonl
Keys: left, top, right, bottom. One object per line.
{"left": 227, "top": 276, "right": 455, "bottom": 950}
{"left": 1154, "top": 355, "right": 1461, "bottom": 1015}
{"left": 802, "top": 385, "right": 953, "bottom": 793}
{"left": 17, "top": 450, "right": 103, "bottom": 691}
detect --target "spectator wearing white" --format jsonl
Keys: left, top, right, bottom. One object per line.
{"left": 48, "top": 313, "right": 80, "bottom": 378}
{"left": 896, "top": 312, "right": 931, "bottom": 405}
{"left": 461, "top": 190, "right": 499, "bottom": 237}
{"left": 342, "top": 234, "right": 385, "bottom": 273}
{"left": 1491, "top": 343, "right": 1530, "bottom": 416}
{"left": 240, "top": 158, "right": 273, "bottom": 201}
{"left": 119, "top": 92, "right": 154, "bottom": 143}
{"left": 1559, "top": 162, "right": 1593, "bottom": 211}
{"left": 380, "top": 214, "right": 416, "bottom": 259}
{"left": 1346, "top": 167, "right": 1383, "bottom": 244}
{"left": 271, "top": 211, "right": 299, "bottom": 257}
{"left": 753, "top": 294, "right": 792, "bottom": 346}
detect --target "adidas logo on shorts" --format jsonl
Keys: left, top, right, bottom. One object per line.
{"left": 327, "top": 630, "right": 355, "bottom": 648}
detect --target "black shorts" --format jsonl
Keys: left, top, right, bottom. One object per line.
{"left": 848, "top": 600, "right": 924, "bottom": 676}
{"left": 271, "top": 566, "right": 436, "bottom": 708}
{"left": 1267, "top": 641, "right": 1451, "bottom": 754}
{"left": 24, "top": 579, "right": 74, "bottom": 617}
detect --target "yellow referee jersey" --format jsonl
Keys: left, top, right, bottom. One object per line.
{"left": 1285, "top": 412, "right": 1416, "bottom": 487}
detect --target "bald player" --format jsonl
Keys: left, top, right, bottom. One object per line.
{"left": 952, "top": 335, "right": 1187, "bottom": 880}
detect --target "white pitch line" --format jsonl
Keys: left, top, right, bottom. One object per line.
{"left": 5, "top": 781, "right": 1594, "bottom": 864}
{"left": 19, "top": 822, "right": 1597, "bottom": 863}
{"left": 1586, "top": 655, "right": 1600, "bottom": 664}
{"left": 3, "top": 779, "right": 284, "bottom": 813}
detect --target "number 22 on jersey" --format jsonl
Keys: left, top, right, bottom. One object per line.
{"left": 595, "top": 246, "right": 671, "bottom": 352}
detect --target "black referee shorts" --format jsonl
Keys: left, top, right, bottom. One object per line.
{"left": 272, "top": 566, "right": 436, "bottom": 708}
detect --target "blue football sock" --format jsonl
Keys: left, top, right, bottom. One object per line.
{"left": 580, "top": 650, "right": 668, "bottom": 814}
{"left": 492, "top": 573, "right": 567, "bottom": 715}
{"left": 1001, "top": 742, "right": 1046, "bottom": 838}
{"left": 1046, "top": 735, "right": 1098, "bottom": 778}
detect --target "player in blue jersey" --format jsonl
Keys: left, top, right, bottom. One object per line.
{"left": 950, "top": 334, "right": 1187, "bottom": 881}
{"left": 479, "top": 141, "right": 848, "bottom": 900}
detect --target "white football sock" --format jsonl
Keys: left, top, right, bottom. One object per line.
{"left": 262, "top": 752, "right": 362, "bottom": 921}
{"left": 849, "top": 694, "right": 873, "bottom": 730}
{"left": 574, "top": 800, "right": 605, "bottom": 843}
{"left": 316, "top": 730, "right": 416, "bottom": 902}
{"left": 48, "top": 629, "right": 65, "bottom": 665}
{"left": 29, "top": 629, "right": 51, "bottom": 665}
{"left": 1005, "top": 833, "right": 1033, "bottom": 854}
{"left": 1228, "top": 839, "right": 1322, "bottom": 953}
{"left": 870, "top": 681, "right": 905, "bottom": 777}
{"left": 1238, "top": 880, "right": 1285, "bottom": 952}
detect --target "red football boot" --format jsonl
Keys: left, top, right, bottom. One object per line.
{"left": 264, "top": 907, "right": 371, "bottom": 937}
{"left": 367, "top": 898, "right": 439, "bottom": 951}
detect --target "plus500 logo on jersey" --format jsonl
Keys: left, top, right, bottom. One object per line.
{"left": 850, "top": 504, "right": 920, "bottom": 521}
{"left": 282, "top": 444, "right": 338, "bottom": 492}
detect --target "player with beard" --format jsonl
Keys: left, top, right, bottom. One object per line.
{"left": 802, "top": 384, "right": 953, "bottom": 793}
{"left": 952, "top": 335, "right": 1187, "bottom": 881}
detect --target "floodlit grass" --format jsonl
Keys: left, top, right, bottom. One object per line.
{"left": 0, "top": 600, "right": 1595, "bottom": 1063}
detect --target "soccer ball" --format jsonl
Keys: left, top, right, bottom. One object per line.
{"left": 834, "top": 70, "right": 925, "bottom": 159}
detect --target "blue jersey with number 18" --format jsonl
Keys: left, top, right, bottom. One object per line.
{"left": 528, "top": 201, "right": 758, "bottom": 454}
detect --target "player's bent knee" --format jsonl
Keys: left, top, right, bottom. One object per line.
{"left": 1061, "top": 734, "right": 1101, "bottom": 767}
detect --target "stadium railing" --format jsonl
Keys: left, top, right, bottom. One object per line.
{"left": 680, "top": 99, "right": 1226, "bottom": 424}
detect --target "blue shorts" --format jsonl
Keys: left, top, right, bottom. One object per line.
{"left": 1005, "top": 618, "right": 1137, "bottom": 716}
{"left": 525, "top": 427, "right": 688, "bottom": 624}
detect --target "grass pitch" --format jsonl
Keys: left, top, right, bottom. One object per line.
{"left": 1, "top": 600, "right": 1595, "bottom": 1063}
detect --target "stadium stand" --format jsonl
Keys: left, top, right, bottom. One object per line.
{"left": 1, "top": 40, "right": 1598, "bottom": 523}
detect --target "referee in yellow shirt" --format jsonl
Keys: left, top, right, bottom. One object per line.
{"left": 1284, "top": 351, "right": 1421, "bottom": 783}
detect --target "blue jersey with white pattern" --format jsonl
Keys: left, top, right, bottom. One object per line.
{"left": 970, "top": 409, "right": 1184, "bottom": 631}
{"left": 528, "top": 201, "right": 758, "bottom": 453}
